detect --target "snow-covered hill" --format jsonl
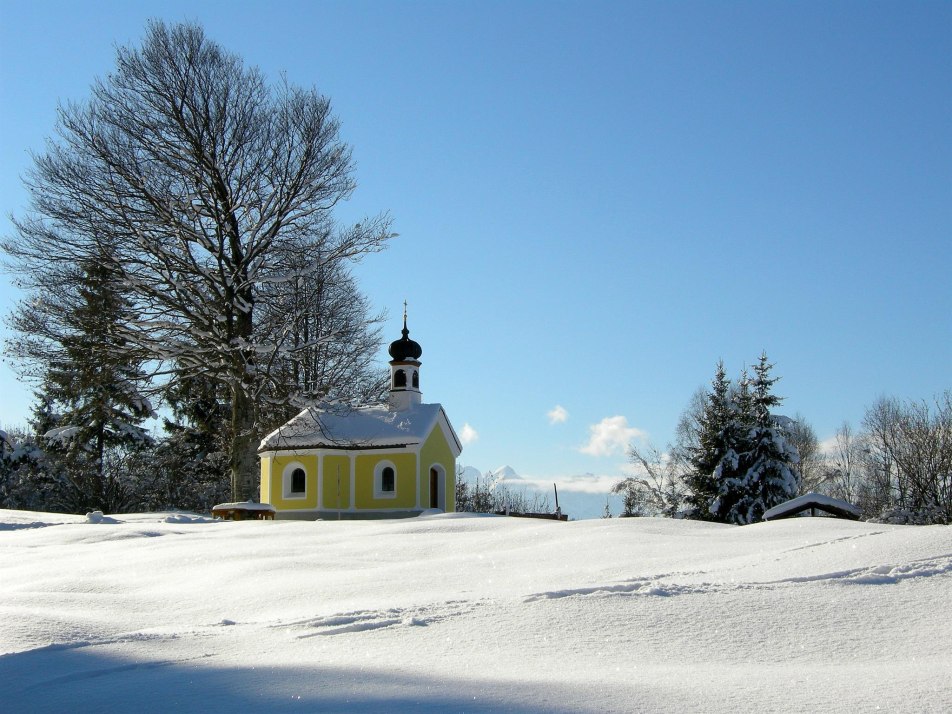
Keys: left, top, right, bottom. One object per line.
{"left": 1, "top": 509, "right": 950, "bottom": 712}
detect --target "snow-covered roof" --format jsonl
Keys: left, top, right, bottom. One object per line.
{"left": 763, "top": 492, "right": 862, "bottom": 521}
{"left": 258, "top": 402, "right": 462, "bottom": 455}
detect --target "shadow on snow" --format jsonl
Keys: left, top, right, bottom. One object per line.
{"left": 0, "top": 645, "right": 592, "bottom": 714}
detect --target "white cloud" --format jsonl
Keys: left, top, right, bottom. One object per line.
{"left": 818, "top": 435, "right": 840, "bottom": 456}
{"left": 520, "top": 472, "right": 622, "bottom": 495}
{"left": 459, "top": 423, "right": 479, "bottom": 446}
{"left": 466, "top": 466, "right": 619, "bottom": 496}
{"left": 547, "top": 405, "right": 569, "bottom": 424}
{"left": 579, "top": 416, "right": 646, "bottom": 457}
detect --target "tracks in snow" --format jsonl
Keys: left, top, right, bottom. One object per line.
{"left": 9, "top": 551, "right": 951, "bottom": 660}
{"left": 523, "top": 553, "right": 952, "bottom": 602}
{"left": 275, "top": 599, "right": 482, "bottom": 638}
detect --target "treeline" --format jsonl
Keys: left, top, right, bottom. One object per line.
{"left": 0, "top": 419, "right": 227, "bottom": 515}
{"left": 0, "top": 21, "right": 390, "bottom": 513}
{"left": 454, "top": 471, "right": 551, "bottom": 515}
{"left": 613, "top": 354, "right": 951, "bottom": 525}
{"left": 821, "top": 394, "right": 952, "bottom": 523}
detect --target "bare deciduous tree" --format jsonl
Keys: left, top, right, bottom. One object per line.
{"left": 787, "top": 414, "right": 822, "bottom": 493}
{"left": 614, "top": 445, "right": 686, "bottom": 517}
{"left": 3, "top": 21, "right": 392, "bottom": 500}
{"left": 820, "top": 421, "right": 863, "bottom": 504}
{"left": 862, "top": 392, "right": 952, "bottom": 522}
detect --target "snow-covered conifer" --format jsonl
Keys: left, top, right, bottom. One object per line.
{"left": 711, "top": 354, "right": 799, "bottom": 524}
{"left": 34, "top": 253, "right": 153, "bottom": 512}
{"left": 683, "top": 360, "right": 732, "bottom": 519}
{"left": 145, "top": 375, "right": 230, "bottom": 512}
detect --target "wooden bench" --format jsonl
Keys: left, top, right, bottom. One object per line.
{"left": 212, "top": 502, "right": 277, "bottom": 521}
{"left": 494, "top": 510, "right": 568, "bottom": 521}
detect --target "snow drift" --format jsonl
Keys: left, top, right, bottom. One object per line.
{"left": 0, "top": 510, "right": 949, "bottom": 712}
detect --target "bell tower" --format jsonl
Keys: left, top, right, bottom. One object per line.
{"left": 388, "top": 304, "right": 423, "bottom": 411}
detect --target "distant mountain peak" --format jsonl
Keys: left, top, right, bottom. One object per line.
{"left": 486, "top": 465, "right": 521, "bottom": 481}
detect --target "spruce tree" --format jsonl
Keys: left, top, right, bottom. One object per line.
{"left": 684, "top": 360, "right": 732, "bottom": 519}
{"left": 13, "top": 394, "right": 69, "bottom": 511}
{"left": 147, "top": 375, "right": 230, "bottom": 511}
{"left": 710, "top": 368, "right": 754, "bottom": 522}
{"left": 711, "top": 354, "right": 799, "bottom": 524}
{"left": 0, "top": 424, "right": 49, "bottom": 510}
{"left": 736, "top": 354, "right": 800, "bottom": 522}
{"left": 40, "top": 252, "right": 153, "bottom": 513}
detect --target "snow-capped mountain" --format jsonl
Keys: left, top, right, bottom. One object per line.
{"left": 456, "top": 464, "right": 620, "bottom": 519}
{"left": 485, "top": 465, "right": 521, "bottom": 482}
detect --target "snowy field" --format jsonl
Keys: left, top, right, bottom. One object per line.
{"left": 1, "top": 510, "right": 950, "bottom": 713}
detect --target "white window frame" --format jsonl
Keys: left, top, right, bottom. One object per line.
{"left": 282, "top": 461, "right": 308, "bottom": 500}
{"left": 373, "top": 460, "right": 398, "bottom": 499}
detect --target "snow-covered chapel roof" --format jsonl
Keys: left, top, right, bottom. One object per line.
{"left": 258, "top": 402, "right": 462, "bottom": 455}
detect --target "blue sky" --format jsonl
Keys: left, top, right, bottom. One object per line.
{"left": 1, "top": 1, "right": 950, "bottom": 491}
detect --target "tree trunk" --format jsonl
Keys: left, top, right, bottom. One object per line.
{"left": 230, "top": 385, "right": 257, "bottom": 502}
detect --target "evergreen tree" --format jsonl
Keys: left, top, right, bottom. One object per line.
{"left": 711, "top": 354, "right": 799, "bottom": 524}
{"left": 38, "top": 253, "right": 154, "bottom": 513}
{"left": 683, "top": 360, "right": 732, "bottom": 519}
{"left": 749, "top": 352, "right": 782, "bottom": 423}
{"left": 145, "top": 375, "right": 230, "bottom": 512}
{"left": 16, "top": 395, "right": 68, "bottom": 510}
{"left": 0, "top": 425, "right": 49, "bottom": 510}
{"left": 709, "top": 368, "right": 754, "bottom": 522}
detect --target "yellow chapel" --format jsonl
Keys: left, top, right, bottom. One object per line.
{"left": 258, "top": 317, "right": 462, "bottom": 519}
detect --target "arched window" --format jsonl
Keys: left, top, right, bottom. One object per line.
{"left": 412, "top": 370, "right": 419, "bottom": 388}
{"left": 381, "top": 467, "right": 395, "bottom": 493}
{"left": 282, "top": 462, "right": 308, "bottom": 499}
{"left": 394, "top": 369, "right": 407, "bottom": 388}
{"left": 291, "top": 468, "right": 306, "bottom": 494}
{"left": 374, "top": 461, "right": 398, "bottom": 499}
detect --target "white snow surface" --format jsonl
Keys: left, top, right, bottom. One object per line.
{"left": 1, "top": 509, "right": 950, "bottom": 713}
